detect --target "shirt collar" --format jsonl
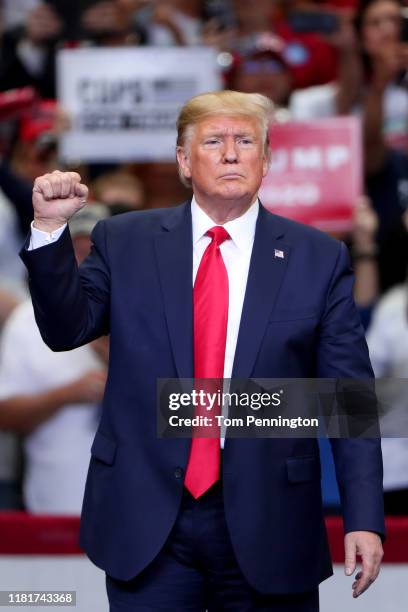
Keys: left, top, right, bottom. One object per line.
{"left": 191, "top": 196, "right": 259, "bottom": 252}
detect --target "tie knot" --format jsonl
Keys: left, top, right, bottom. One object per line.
{"left": 207, "top": 226, "right": 230, "bottom": 247}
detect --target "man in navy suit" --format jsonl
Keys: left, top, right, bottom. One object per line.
{"left": 21, "top": 90, "right": 384, "bottom": 611}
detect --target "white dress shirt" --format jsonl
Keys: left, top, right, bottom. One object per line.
{"left": 29, "top": 221, "right": 66, "bottom": 250}
{"left": 191, "top": 197, "right": 258, "bottom": 380}
{"left": 29, "top": 198, "right": 259, "bottom": 447}
{"left": 192, "top": 197, "right": 259, "bottom": 447}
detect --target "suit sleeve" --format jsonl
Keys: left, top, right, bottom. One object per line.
{"left": 317, "top": 241, "right": 385, "bottom": 540}
{"left": 19, "top": 220, "right": 110, "bottom": 351}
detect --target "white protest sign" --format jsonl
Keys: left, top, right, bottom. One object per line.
{"left": 57, "top": 47, "right": 221, "bottom": 162}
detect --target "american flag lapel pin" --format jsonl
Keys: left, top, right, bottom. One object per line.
{"left": 274, "top": 249, "right": 284, "bottom": 259}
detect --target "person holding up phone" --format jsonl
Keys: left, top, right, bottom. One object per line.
{"left": 354, "top": 0, "right": 408, "bottom": 174}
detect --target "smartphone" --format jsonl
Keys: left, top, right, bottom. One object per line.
{"left": 401, "top": 9, "right": 408, "bottom": 43}
{"left": 44, "top": 0, "right": 80, "bottom": 38}
{"left": 288, "top": 10, "right": 339, "bottom": 35}
{"left": 44, "top": 0, "right": 102, "bottom": 39}
{"left": 202, "top": 0, "right": 236, "bottom": 31}
{"left": 45, "top": 0, "right": 101, "bottom": 16}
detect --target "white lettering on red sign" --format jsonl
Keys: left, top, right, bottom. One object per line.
{"left": 269, "top": 146, "right": 350, "bottom": 173}
{"left": 259, "top": 183, "right": 320, "bottom": 207}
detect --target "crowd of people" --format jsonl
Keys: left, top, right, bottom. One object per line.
{"left": 0, "top": 0, "right": 407, "bottom": 516}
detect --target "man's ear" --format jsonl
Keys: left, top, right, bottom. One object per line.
{"left": 176, "top": 146, "right": 192, "bottom": 179}
{"left": 262, "top": 148, "right": 271, "bottom": 178}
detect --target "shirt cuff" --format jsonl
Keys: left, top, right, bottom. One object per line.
{"left": 29, "top": 221, "right": 67, "bottom": 251}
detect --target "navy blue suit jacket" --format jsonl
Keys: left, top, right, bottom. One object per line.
{"left": 20, "top": 201, "right": 385, "bottom": 594}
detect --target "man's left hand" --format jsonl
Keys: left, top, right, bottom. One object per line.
{"left": 344, "top": 531, "right": 383, "bottom": 598}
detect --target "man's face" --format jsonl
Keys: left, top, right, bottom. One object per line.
{"left": 177, "top": 115, "right": 269, "bottom": 205}
{"left": 232, "top": 0, "right": 275, "bottom": 30}
{"left": 231, "top": 56, "right": 293, "bottom": 107}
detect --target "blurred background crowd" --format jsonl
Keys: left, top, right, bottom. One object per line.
{"left": 0, "top": 0, "right": 407, "bottom": 518}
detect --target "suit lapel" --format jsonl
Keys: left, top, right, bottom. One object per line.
{"left": 154, "top": 202, "right": 194, "bottom": 379}
{"left": 231, "top": 205, "right": 290, "bottom": 379}
{"left": 154, "top": 202, "right": 290, "bottom": 380}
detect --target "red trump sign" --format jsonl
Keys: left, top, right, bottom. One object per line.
{"left": 260, "top": 117, "right": 362, "bottom": 232}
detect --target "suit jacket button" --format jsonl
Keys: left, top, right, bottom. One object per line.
{"left": 174, "top": 467, "right": 183, "bottom": 479}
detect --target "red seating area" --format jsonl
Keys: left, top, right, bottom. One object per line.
{"left": 0, "top": 513, "right": 407, "bottom": 562}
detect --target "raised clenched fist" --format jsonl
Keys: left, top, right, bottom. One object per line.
{"left": 32, "top": 170, "right": 89, "bottom": 233}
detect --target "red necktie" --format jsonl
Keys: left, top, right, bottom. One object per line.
{"left": 184, "top": 226, "right": 230, "bottom": 499}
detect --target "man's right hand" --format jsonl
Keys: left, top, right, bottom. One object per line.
{"left": 32, "top": 170, "right": 89, "bottom": 233}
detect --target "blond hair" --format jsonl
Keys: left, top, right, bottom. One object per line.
{"left": 176, "top": 90, "right": 274, "bottom": 187}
